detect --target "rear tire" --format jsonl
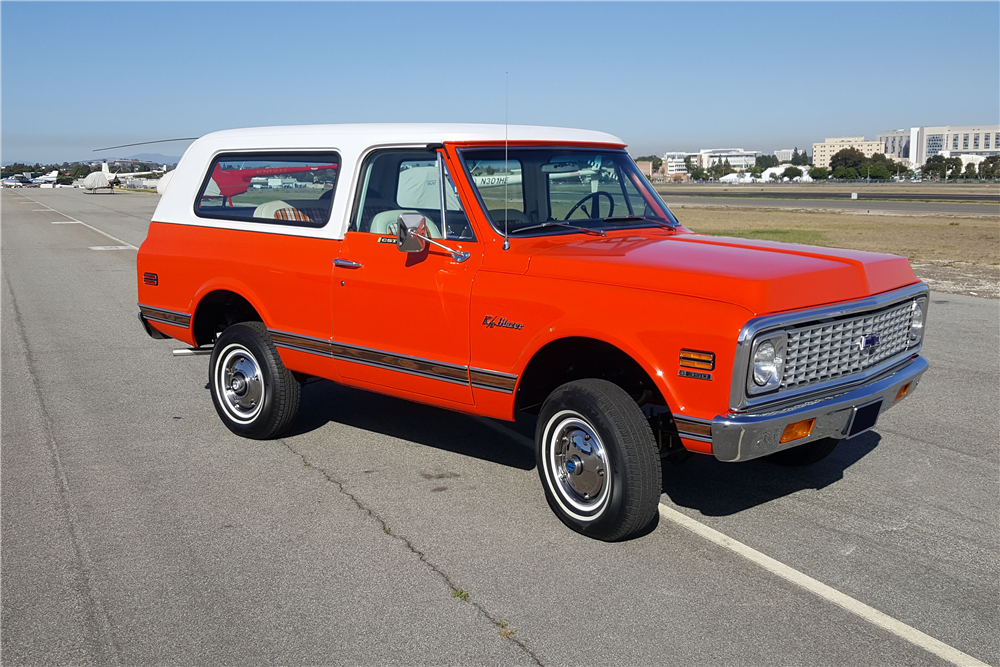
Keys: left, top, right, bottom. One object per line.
{"left": 536, "top": 379, "right": 660, "bottom": 541}
{"left": 765, "top": 437, "right": 839, "bottom": 466}
{"left": 209, "top": 322, "right": 300, "bottom": 439}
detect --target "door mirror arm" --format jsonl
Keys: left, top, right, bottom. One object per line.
{"left": 395, "top": 213, "right": 471, "bottom": 263}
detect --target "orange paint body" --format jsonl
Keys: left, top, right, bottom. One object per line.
{"left": 138, "top": 140, "right": 921, "bottom": 456}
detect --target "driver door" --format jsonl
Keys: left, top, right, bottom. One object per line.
{"left": 332, "top": 149, "right": 481, "bottom": 406}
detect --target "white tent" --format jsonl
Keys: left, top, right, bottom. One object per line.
{"left": 719, "top": 172, "right": 755, "bottom": 184}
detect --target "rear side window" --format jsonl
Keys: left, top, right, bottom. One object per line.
{"left": 195, "top": 153, "right": 340, "bottom": 227}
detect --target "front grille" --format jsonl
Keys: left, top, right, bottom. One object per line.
{"left": 782, "top": 301, "right": 914, "bottom": 389}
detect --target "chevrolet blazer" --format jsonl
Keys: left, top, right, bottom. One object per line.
{"left": 137, "top": 124, "right": 929, "bottom": 541}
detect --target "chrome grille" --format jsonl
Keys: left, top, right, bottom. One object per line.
{"left": 782, "top": 301, "right": 913, "bottom": 389}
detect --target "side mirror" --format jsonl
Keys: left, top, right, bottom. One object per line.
{"left": 396, "top": 213, "right": 428, "bottom": 253}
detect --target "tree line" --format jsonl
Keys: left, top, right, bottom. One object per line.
{"left": 922, "top": 154, "right": 1000, "bottom": 181}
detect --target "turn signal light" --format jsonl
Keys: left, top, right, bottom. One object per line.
{"left": 680, "top": 349, "right": 715, "bottom": 371}
{"left": 143, "top": 272, "right": 158, "bottom": 286}
{"left": 780, "top": 418, "right": 816, "bottom": 444}
{"left": 895, "top": 382, "right": 912, "bottom": 402}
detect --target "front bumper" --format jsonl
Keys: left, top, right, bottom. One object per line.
{"left": 711, "top": 355, "right": 928, "bottom": 462}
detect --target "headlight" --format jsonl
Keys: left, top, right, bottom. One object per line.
{"left": 747, "top": 333, "right": 786, "bottom": 395}
{"left": 909, "top": 299, "right": 926, "bottom": 346}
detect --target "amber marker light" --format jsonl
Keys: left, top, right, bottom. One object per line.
{"left": 779, "top": 418, "right": 816, "bottom": 444}
{"left": 895, "top": 382, "right": 912, "bottom": 402}
{"left": 680, "top": 349, "right": 715, "bottom": 371}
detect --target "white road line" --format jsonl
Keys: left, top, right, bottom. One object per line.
{"left": 474, "top": 416, "right": 989, "bottom": 666}
{"left": 51, "top": 221, "right": 81, "bottom": 225}
{"left": 17, "top": 193, "right": 137, "bottom": 250}
{"left": 657, "top": 505, "right": 990, "bottom": 667}
{"left": 89, "top": 246, "right": 133, "bottom": 251}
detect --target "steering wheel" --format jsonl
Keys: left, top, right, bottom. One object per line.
{"left": 564, "top": 191, "right": 615, "bottom": 220}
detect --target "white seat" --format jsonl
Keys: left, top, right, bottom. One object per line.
{"left": 370, "top": 209, "right": 442, "bottom": 239}
{"left": 253, "top": 200, "right": 292, "bottom": 219}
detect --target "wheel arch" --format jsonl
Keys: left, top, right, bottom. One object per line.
{"left": 192, "top": 287, "right": 267, "bottom": 347}
{"left": 514, "top": 336, "right": 673, "bottom": 415}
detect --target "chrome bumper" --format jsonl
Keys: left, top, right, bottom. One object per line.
{"left": 711, "top": 355, "right": 928, "bottom": 462}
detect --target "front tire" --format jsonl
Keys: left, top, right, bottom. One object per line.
{"left": 536, "top": 379, "right": 660, "bottom": 541}
{"left": 209, "top": 322, "right": 300, "bottom": 439}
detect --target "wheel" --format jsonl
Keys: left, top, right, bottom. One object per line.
{"left": 209, "top": 321, "right": 300, "bottom": 439}
{"left": 536, "top": 379, "right": 660, "bottom": 541}
{"left": 564, "top": 191, "right": 615, "bottom": 220}
{"left": 765, "top": 437, "right": 839, "bottom": 466}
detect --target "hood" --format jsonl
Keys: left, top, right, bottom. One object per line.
{"left": 523, "top": 232, "right": 919, "bottom": 315}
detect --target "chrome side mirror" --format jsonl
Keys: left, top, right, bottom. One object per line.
{"left": 395, "top": 213, "right": 471, "bottom": 263}
{"left": 396, "top": 213, "right": 428, "bottom": 253}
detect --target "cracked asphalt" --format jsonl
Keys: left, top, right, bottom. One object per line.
{"left": 2, "top": 189, "right": 997, "bottom": 666}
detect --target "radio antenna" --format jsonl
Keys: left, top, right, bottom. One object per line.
{"left": 503, "top": 71, "right": 510, "bottom": 251}
{"left": 93, "top": 137, "right": 197, "bottom": 152}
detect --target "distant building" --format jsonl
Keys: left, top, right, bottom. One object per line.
{"left": 907, "top": 125, "right": 1000, "bottom": 167}
{"left": 812, "top": 137, "right": 882, "bottom": 169}
{"left": 661, "top": 152, "right": 691, "bottom": 176}
{"left": 876, "top": 125, "right": 999, "bottom": 168}
{"left": 775, "top": 149, "right": 794, "bottom": 162}
{"left": 696, "top": 148, "right": 758, "bottom": 171}
{"left": 634, "top": 160, "right": 654, "bottom": 177}
{"left": 877, "top": 129, "right": 911, "bottom": 165}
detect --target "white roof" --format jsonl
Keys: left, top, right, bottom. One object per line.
{"left": 153, "top": 124, "right": 625, "bottom": 240}
{"left": 192, "top": 123, "right": 623, "bottom": 150}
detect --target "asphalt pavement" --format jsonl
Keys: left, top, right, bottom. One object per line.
{"left": 2, "top": 188, "right": 997, "bottom": 666}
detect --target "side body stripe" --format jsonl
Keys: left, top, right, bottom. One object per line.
{"left": 270, "top": 329, "right": 516, "bottom": 393}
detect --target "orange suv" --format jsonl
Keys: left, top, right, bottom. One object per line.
{"left": 137, "top": 124, "right": 929, "bottom": 540}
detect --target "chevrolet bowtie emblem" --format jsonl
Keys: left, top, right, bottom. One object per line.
{"left": 855, "top": 333, "right": 881, "bottom": 353}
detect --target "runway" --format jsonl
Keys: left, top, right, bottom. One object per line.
{"left": 3, "top": 188, "right": 997, "bottom": 666}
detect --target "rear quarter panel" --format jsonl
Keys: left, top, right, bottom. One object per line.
{"left": 137, "top": 222, "right": 338, "bottom": 349}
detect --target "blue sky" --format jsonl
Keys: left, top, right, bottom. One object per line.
{"left": 2, "top": 2, "right": 998, "bottom": 164}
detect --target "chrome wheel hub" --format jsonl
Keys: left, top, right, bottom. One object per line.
{"left": 217, "top": 345, "right": 264, "bottom": 422}
{"left": 548, "top": 413, "right": 609, "bottom": 512}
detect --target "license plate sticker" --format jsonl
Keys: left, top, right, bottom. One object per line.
{"left": 848, "top": 400, "right": 883, "bottom": 437}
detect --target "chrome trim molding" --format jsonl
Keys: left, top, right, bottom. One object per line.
{"left": 269, "top": 329, "right": 525, "bottom": 391}
{"left": 270, "top": 330, "right": 334, "bottom": 356}
{"left": 729, "top": 283, "right": 930, "bottom": 412}
{"left": 469, "top": 367, "right": 518, "bottom": 394}
{"left": 330, "top": 341, "right": 470, "bottom": 386}
{"left": 139, "top": 304, "right": 191, "bottom": 329}
{"left": 712, "top": 355, "right": 928, "bottom": 462}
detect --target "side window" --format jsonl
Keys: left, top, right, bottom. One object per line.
{"left": 352, "top": 150, "right": 474, "bottom": 240}
{"left": 195, "top": 153, "right": 339, "bottom": 227}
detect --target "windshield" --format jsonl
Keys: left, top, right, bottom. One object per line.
{"left": 460, "top": 148, "right": 678, "bottom": 236}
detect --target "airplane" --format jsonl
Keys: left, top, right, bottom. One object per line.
{"left": 468, "top": 156, "right": 604, "bottom": 188}
{"left": 101, "top": 161, "right": 163, "bottom": 179}
{"left": 204, "top": 162, "right": 338, "bottom": 206}
{"left": 2, "top": 175, "right": 31, "bottom": 188}
{"left": 31, "top": 170, "right": 59, "bottom": 184}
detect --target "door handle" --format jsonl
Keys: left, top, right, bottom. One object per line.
{"left": 334, "top": 258, "right": 363, "bottom": 269}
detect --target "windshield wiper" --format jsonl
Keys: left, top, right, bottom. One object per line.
{"left": 603, "top": 215, "right": 678, "bottom": 231}
{"left": 508, "top": 222, "right": 606, "bottom": 237}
